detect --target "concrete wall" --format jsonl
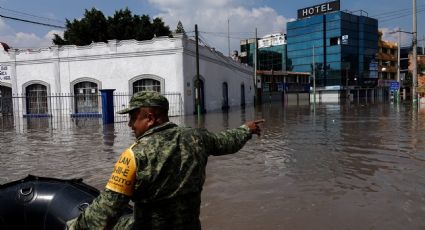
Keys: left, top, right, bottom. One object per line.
{"left": 310, "top": 91, "right": 341, "bottom": 103}
{"left": 182, "top": 39, "right": 254, "bottom": 115}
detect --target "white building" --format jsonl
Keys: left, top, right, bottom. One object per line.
{"left": 0, "top": 35, "right": 254, "bottom": 116}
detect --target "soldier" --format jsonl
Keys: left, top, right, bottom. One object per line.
{"left": 67, "top": 91, "right": 264, "bottom": 230}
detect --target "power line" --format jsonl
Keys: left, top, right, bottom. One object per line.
{"left": 373, "top": 4, "right": 425, "bottom": 23}
{"left": 370, "top": 4, "right": 425, "bottom": 18}
{"left": 197, "top": 34, "right": 242, "bottom": 73}
{"left": 200, "top": 30, "right": 284, "bottom": 40}
{"left": 371, "top": 8, "right": 411, "bottom": 17}
{"left": 200, "top": 32, "right": 252, "bottom": 40}
{"left": 196, "top": 4, "right": 425, "bottom": 41}
{"left": 0, "top": 6, "right": 65, "bottom": 24}
{"left": 0, "top": 14, "right": 65, "bottom": 29}
{"left": 379, "top": 8, "right": 425, "bottom": 22}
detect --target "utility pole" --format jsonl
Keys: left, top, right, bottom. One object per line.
{"left": 346, "top": 66, "right": 349, "bottom": 100}
{"left": 391, "top": 28, "right": 415, "bottom": 101}
{"left": 227, "top": 19, "right": 230, "bottom": 57}
{"left": 397, "top": 29, "right": 401, "bottom": 103}
{"left": 195, "top": 24, "right": 201, "bottom": 119}
{"left": 312, "top": 45, "right": 316, "bottom": 109}
{"left": 254, "top": 28, "right": 258, "bottom": 105}
{"left": 412, "top": 0, "right": 418, "bottom": 106}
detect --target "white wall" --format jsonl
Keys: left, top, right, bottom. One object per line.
{"left": 0, "top": 35, "right": 254, "bottom": 115}
{"left": 182, "top": 39, "right": 254, "bottom": 114}
{"left": 310, "top": 91, "right": 341, "bottom": 103}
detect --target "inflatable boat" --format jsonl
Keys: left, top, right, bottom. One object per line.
{"left": 0, "top": 175, "right": 101, "bottom": 230}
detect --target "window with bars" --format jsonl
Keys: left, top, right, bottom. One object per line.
{"left": 26, "top": 84, "right": 48, "bottom": 114}
{"left": 74, "top": 81, "right": 99, "bottom": 113}
{"left": 133, "top": 79, "right": 161, "bottom": 93}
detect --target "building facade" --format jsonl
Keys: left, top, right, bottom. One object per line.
{"left": 240, "top": 33, "right": 287, "bottom": 71}
{"left": 239, "top": 33, "right": 310, "bottom": 103}
{"left": 257, "top": 33, "right": 287, "bottom": 71}
{"left": 409, "top": 53, "right": 425, "bottom": 100}
{"left": 287, "top": 1, "right": 378, "bottom": 101}
{"left": 377, "top": 31, "right": 398, "bottom": 82}
{"left": 399, "top": 46, "right": 424, "bottom": 99}
{"left": 0, "top": 35, "right": 254, "bottom": 116}
{"left": 376, "top": 31, "right": 398, "bottom": 99}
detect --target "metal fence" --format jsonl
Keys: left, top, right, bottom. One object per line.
{"left": 0, "top": 92, "right": 183, "bottom": 131}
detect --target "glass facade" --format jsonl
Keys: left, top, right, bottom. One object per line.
{"left": 287, "top": 11, "right": 378, "bottom": 88}
{"left": 240, "top": 41, "right": 256, "bottom": 67}
{"left": 258, "top": 45, "right": 287, "bottom": 71}
{"left": 240, "top": 39, "right": 287, "bottom": 71}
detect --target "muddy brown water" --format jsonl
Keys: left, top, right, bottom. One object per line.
{"left": 2, "top": 102, "right": 425, "bottom": 229}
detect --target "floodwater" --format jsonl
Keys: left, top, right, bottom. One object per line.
{"left": 2, "top": 102, "right": 425, "bottom": 229}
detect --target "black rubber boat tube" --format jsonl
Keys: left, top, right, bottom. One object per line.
{"left": 0, "top": 175, "right": 100, "bottom": 230}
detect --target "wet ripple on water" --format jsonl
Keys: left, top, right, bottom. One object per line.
{"left": 2, "top": 103, "right": 425, "bottom": 229}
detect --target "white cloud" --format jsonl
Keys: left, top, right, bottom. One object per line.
{"left": 0, "top": 18, "right": 15, "bottom": 36}
{"left": 380, "top": 27, "right": 413, "bottom": 47}
{"left": 44, "top": 30, "right": 63, "bottom": 42}
{"left": 149, "top": 0, "right": 293, "bottom": 55}
{"left": 0, "top": 19, "right": 59, "bottom": 48}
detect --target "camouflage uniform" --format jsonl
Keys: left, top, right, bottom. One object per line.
{"left": 68, "top": 92, "right": 252, "bottom": 230}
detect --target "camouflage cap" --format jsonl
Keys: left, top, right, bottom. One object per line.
{"left": 117, "top": 91, "right": 169, "bottom": 114}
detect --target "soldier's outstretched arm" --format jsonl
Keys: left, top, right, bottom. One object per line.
{"left": 207, "top": 119, "right": 264, "bottom": 156}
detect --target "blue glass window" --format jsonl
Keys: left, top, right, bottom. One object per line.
{"left": 287, "top": 11, "right": 378, "bottom": 87}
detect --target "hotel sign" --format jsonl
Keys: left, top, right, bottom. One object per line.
{"left": 297, "top": 1, "right": 340, "bottom": 19}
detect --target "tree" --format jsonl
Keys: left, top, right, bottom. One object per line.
{"left": 53, "top": 8, "right": 108, "bottom": 46}
{"left": 107, "top": 8, "right": 136, "bottom": 41}
{"left": 152, "top": 17, "right": 171, "bottom": 37}
{"left": 53, "top": 8, "right": 171, "bottom": 46}
{"left": 135, "top": 15, "right": 154, "bottom": 40}
{"left": 175, "top": 21, "right": 186, "bottom": 35}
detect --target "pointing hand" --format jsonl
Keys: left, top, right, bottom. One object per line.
{"left": 244, "top": 119, "right": 265, "bottom": 136}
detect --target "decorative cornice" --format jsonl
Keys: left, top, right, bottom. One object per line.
{"left": 13, "top": 35, "right": 182, "bottom": 54}
{"left": 2, "top": 48, "right": 183, "bottom": 66}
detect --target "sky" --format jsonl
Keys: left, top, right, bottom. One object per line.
{"left": 0, "top": 0, "right": 424, "bottom": 55}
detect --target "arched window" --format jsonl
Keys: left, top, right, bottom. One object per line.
{"left": 26, "top": 84, "right": 48, "bottom": 114}
{"left": 74, "top": 81, "right": 99, "bottom": 113}
{"left": 133, "top": 79, "right": 161, "bottom": 94}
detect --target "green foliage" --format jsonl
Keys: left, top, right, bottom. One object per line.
{"left": 175, "top": 21, "right": 185, "bottom": 35}
{"left": 53, "top": 8, "right": 171, "bottom": 46}
{"left": 152, "top": 18, "right": 171, "bottom": 37}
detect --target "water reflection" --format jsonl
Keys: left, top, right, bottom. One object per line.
{"left": 2, "top": 102, "right": 425, "bottom": 229}
{"left": 103, "top": 124, "right": 116, "bottom": 147}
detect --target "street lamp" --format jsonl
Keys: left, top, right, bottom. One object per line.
{"left": 382, "top": 60, "right": 392, "bottom": 100}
